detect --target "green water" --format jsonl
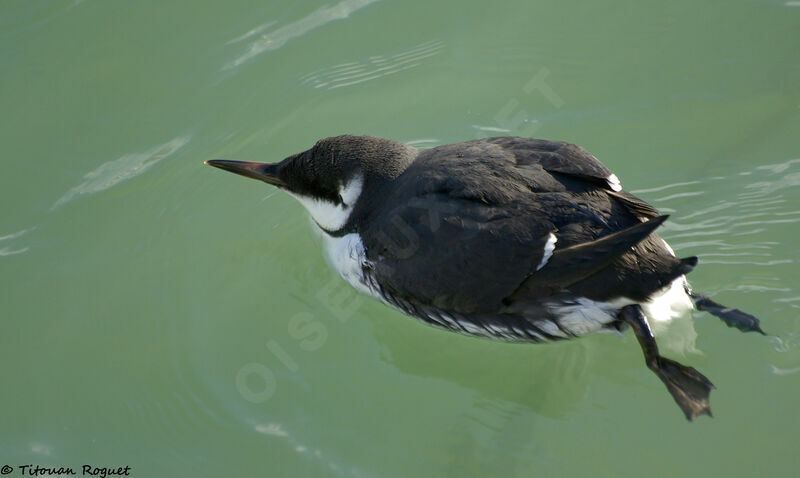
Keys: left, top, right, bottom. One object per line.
{"left": 2, "top": 0, "right": 799, "bottom": 476}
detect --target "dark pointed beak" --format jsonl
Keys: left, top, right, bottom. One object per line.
{"left": 204, "top": 160, "right": 285, "bottom": 187}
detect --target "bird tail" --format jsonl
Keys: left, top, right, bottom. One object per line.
{"left": 678, "top": 256, "right": 698, "bottom": 274}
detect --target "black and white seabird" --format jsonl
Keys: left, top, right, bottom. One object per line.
{"left": 206, "top": 135, "right": 763, "bottom": 420}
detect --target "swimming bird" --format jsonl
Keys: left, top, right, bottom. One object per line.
{"left": 206, "top": 135, "right": 763, "bottom": 420}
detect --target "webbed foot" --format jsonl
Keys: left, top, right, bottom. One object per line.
{"left": 619, "top": 304, "right": 715, "bottom": 421}
{"left": 691, "top": 293, "right": 765, "bottom": 335}
{"left": 648, "top": 355, "right": 714, "bottom": 420}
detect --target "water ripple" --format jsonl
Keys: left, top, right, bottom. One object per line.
{"left": 404, "top": 138, "right": 442, "bottom": 149}
{"left": 0, "top": 227, "right": 35, "bottom": 242}
{"left": 227, "top": 20, "right": 277, "bottom": 44}
{"left": 226, "top": 0, "right": 381, "bottom": 69}
{"left": 52, "top": 136, "right": 190, "bottom": 209}
{"left": 300, "top": 39, "right": 445, "bottom": 90}
{"left": 652, "top": 191, "right": 704, "bottom": 202}
{"left": 0, "top": 226, "right": 36, "bottom": 257}
{"left": 641, "top": 158, "right": 800, "bottom": 275}
{"left": 770, "top": 365, "right": 800, "bottom": 376}
{"left": 629, "top": 180, "right": 701, "bottom": 195}
{"left": 0, "top": 246, "right": 29, "bottom": 257}
{"left": 472, "top": 125, "right": 514, "bottom": 134}
{"left": 247, "top": 419, "right": 366, "bottom": 477}
{"left": 637, "top": 157, "right": 800, "bottom": 355}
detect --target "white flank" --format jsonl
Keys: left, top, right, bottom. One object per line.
{"left": 548, "top": 276, "right": 693, "bottom": 337}
{"left": 607, "top": 174, "right": 622, "bottom": 192}
{"left": 644, "top": 276, "right": 698, "bottom": 354}
{"left": 549, "top": 297, "right": 632, "bottom": 335}
{"left": 322, "top": 232, "right": 375, "bottom": 297}
{"left": 288, "top": 173, "right": 363, "bottom": 232}
{"left": 536, "top": 233, "right": 558, "bottom": 270}
{"left": 641, "top": 276, "right": 694, "bottom": 323}
{"left": 536, "top": 319, "right": 569, "bottom": 338}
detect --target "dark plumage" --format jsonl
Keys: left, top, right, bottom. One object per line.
{"left": 206, "top": 135, "right": 763, "bottom": 420}
{"left": 356, "top": 138, "right": 684, "bottom": 314}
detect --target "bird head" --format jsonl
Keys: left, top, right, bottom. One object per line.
{"left": 206, "top": 135, "right": 416, "bottom": 234}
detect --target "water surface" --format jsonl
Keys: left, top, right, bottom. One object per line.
{"left": 2, "top": 0, "right": 799, "bottom": 476}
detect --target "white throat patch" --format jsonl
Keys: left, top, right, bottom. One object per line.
{"left": 287, "top": 173, "right": 364, "bottom": 232}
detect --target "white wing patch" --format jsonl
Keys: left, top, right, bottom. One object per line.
{"left": 536, "top": 233, "right": 558, "bottom": 270}
{"left": 607, "top": 174, "right": 622, "bottom": 192}
{"left": 288, "top": 173, "right": 364, "bottom": 232}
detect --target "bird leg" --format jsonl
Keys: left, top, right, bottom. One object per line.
{"left": 618, "top": 304, "right": 714, "bottom": 420}
{"left": 690, "top": 293, "right": 765, "bottom": 335}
